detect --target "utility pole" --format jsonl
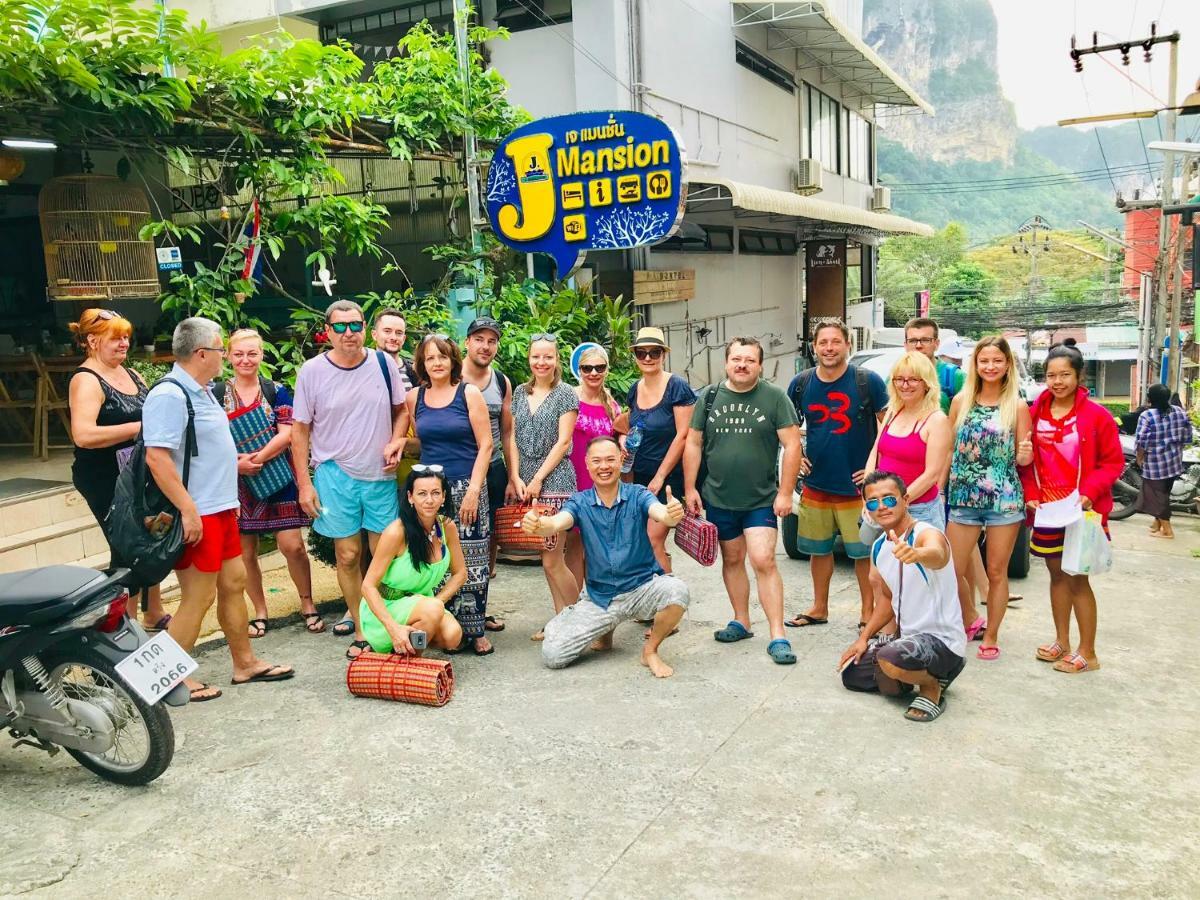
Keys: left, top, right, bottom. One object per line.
{"left": 452, "top": 0, "right": 485, "bottom": 307}
{"left": 1070, "top": 25, "right": 1181, "bottom": 389}
{"left": 1013, "top": 215, "right": 1053, "bottom": 365}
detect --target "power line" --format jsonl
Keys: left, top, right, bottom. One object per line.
{"left": 884, "top": 161, "right": 1156, "bottom": 189}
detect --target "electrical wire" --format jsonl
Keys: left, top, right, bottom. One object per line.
{"left": 884, "top": 161, "right": 1156, "bottom": 188}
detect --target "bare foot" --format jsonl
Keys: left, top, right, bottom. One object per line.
{"left": 530, "top": 630, "right": 545, "bottom": 642}
{"left": 590, "top": 632, "right": 614, "bottom": 652}
{"left": 641, "top": 648, "right": 674, "bottom": 678}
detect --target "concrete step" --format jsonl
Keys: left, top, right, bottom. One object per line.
{"left": 0, "top": 514, "right": 108, "bottom": 573}
{"left": 0, "top": 485, "right": 92, "bottom": 538}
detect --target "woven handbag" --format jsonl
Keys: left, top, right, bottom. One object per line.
{"left": 227, "top": 402, "right": 294, "bottom": 500}
{"left": 345, "top": 652, "right": 455, "bottom": 707}
{"left": 494, "top": 492, "right": 570, "bottom": 554}
{"left": 673, "top": 512, "right": 718, "bottom": 566}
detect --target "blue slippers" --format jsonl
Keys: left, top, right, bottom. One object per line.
{"left": 767, "top": 638, "right": 796, "bottom": 665}
{"left": 713, "top": 620, "right": 754, "bottom": 643}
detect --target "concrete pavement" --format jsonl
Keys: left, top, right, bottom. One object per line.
{"left": 1, "top": 517, "right": 1198, "bottom": 898}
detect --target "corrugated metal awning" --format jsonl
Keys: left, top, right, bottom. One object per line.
{"left": 731, "top": 1, "right": 934, "bottom": 115}
{"left": 691, "top": 177, "right": 935, "bottom": 237}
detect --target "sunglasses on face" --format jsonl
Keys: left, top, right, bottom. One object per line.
{"left": 864, "top": 496, "right": 899, "bottom": 512}
{"left": 529, "top": 332, "right": 557, "bottom": 343}
{"left": 328, "top": 321, "right": 365, "bottom": 334}
{"left": 411, "top": 464, "right": 445, "bottom": 475}
{"left": 579, "top": 363, "right": 608, "bottom": 375}
{"left": 634, "top": 347, "right": 663, "bottom": 361}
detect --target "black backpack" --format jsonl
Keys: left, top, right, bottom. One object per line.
{"left": 212, "top": 375, "right": 277, "bottom": 408}
{"left": 105, "top": 378, "right": 197, "bottom": 589}
{"left": 788, "top": 365, "right": 880, "bottom": 445}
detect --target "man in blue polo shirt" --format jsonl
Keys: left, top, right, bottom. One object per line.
{"left": 523, "top": 435, "right": 689, "bottom": 678}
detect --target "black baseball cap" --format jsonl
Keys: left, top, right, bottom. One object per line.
{"left": 467, "top": 316, "right": 502, "bottom": 337}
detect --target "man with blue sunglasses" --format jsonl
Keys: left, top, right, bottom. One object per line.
{"left": 838, "top": 471, "right": 966, "bottom": 723}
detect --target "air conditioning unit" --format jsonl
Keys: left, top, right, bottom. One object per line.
{"left": 871, "top": 186, "right": 892, "bottom": 211}
{"left": 793, "top": 158, "right": 823, "bottom": 195}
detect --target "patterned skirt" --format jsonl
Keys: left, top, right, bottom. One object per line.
{"left": 445, "top": 477, "right": 491, "bottom": 639}
{"left": 237, "top": 476, "right": 311, "bottom": 535}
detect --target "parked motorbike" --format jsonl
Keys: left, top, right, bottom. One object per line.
{"left": 0, "top": 566, "right": 189, "bottom": 785}
{"left": 1110, "top": 433, "right": 1200, "bottom": 520}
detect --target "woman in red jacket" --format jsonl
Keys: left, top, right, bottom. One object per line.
{"left": 1019, "top": 342, "right": 1124, "bottom": 674}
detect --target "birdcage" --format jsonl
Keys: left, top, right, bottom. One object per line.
{"left": 38, "top": 175, "right": 160, "bottom": 301}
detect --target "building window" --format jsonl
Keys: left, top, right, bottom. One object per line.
{"left": 652, "top": 224, "right": 734, "bottom": 253}
{"left": 494, "top": 0, "right": 573, "bottom": 32}
{"left": 735, "top": 42, "right": 795, "bottom": 94}
{"left": 738, "top": 229, "right": 798, "bottom": 255}
{"left": 846, "top": 111, "right": 872, "bottom": 183}
{"left": 807, "top": 85, "right": 840, "bottom": 174}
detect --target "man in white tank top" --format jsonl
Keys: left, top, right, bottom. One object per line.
{"left": 839, "top": 471, "right": 966, "bottom": 722}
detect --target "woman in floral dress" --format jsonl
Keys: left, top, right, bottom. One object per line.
{"left": 946, "top": 335, "right": 1033, "bottom": 660}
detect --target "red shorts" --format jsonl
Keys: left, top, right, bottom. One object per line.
{"left": 175, "top": 509, "right": 242, "bottom": 573}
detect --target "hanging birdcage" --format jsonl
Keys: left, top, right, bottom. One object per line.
{"left": 38, "top": 175, "right": 160, "bottom": 301}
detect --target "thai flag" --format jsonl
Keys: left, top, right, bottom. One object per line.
{"left": 241, "top": 198, "right": 263, "bottom": 282}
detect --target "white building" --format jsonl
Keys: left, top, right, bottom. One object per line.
{"left": 173, "top": 0, "right": 934, "bottom": 385}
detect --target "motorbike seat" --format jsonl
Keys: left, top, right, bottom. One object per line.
{"left": 0, "top": 566, "right": 110, "bottom": 625}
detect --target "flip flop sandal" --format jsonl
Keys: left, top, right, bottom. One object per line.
{"left": 345, "top": 640, "right": 370, "bottom": 660}
{"left": 1053, "top": 652, "right": 1100, "bottom": 674}
{"left": 1036, "top": 641, "right": 1068, "bottom": 662}
{"left": 332, "top": 616, "right": 355, "bottom": 637}
{"left": 231, "top": 664, "right": 295, "bottom": 685}
{"left": 248, "top": 618, "right": 268, "bottom": 639}
{"left": 301, "top": 612, "right": 325, "bottom": 634}
{"left": 767, "top": 638, "right": 796, "bottom": 665}
{"left": 473, "top": 640, "right": 496, "bottom": 656}
{"left": 785, "top": 614, "right": 828, "bottom": 628}
{"left": 188, "top": 682, "right": 222, "bottom": 702}
{"left": 484, "top": 615, "right": 506, "bottom": 632}
{"left": 904, "top": 694, "right": 946, "bottom": 722}
{"left": 714, "top": 620, "right": 754, "bottom": 643}
{"left": 966, "top": 616, "right": 987, "bottom": 641}
{"left": 144, "top": 614, "right": 172, "bottom": 633}
{"left": 976, "top": 645, "right": 1001, "bottom": 661}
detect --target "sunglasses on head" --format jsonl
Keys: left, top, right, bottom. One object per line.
{"left": 633, "top": 347, "right": 663, "bottom": 360}
{"left": 529, "top": 332, "right": 557, "bottom": 343}
{"left": 91, "top": 309, "right": 120, "bottom": 321}
{"left": 411, "top": 464, "right": 445, "bottom": 475}
{"left": 864, "top": 496, "right": 899, "bottom": 512}
{"left": 328, "top": 320, "right": 364, "bottom": 334}
{"left": 579, "top": 363, "right": 608, "bottom": 375}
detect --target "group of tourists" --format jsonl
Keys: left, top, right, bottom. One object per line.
{"left": 66, "top": 302, "right": 1139, "bottom": 722}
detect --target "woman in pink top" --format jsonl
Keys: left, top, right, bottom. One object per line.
{"left": 863, "top": 351, "right": 953, "bottom": 542}
{"left": 566, "top": 343, "right": 621, "bottom": 586}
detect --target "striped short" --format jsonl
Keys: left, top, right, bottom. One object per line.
{"left": 1031, "top": 522, "right": 1111, "bottom": 559}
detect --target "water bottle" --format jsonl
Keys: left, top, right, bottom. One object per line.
{"left": 621, "top": 424, "right": 643, "bottom": 474}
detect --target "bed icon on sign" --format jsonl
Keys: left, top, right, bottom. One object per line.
{"left": 561, "top": 183, "right": 584, "bottom": 210}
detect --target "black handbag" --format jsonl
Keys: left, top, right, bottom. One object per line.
{"left": 105, "top": 378, "right": 197, "bottom": 588}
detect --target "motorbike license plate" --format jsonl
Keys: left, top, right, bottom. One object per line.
{"left": 115, "top": 632, "right": 198, "bottom": 706}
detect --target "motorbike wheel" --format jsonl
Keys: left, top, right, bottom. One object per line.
{"left": 781, "top": 512, "right": 806, "bottom": 560}
{"left": 1109, "top": 462, "right": 1142, "bottom": 521}
{"left": 42, "top": 647, "right": 175, "bottom": 786}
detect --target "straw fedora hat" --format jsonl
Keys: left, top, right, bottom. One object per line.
{"left": 631, "top": 326, "right": 669, "bottom": 351}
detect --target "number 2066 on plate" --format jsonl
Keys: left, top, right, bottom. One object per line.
{"left": 115, "top": 631, "right": 198, "bottom": 705}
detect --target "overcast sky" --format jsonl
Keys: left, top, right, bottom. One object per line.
{"left": 993, "top": 0, "right": 1200, "bottom": 131}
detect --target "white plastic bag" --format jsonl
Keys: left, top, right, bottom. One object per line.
{"left": 1062, "top": 510, "right": 1112, "bottom": 576}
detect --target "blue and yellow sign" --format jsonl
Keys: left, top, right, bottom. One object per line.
{"left": 485, "top": 111, "right": 687, "bottom": 278}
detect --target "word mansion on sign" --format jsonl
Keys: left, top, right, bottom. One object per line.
{"left": 485, "top": 110, "right": 688, "bottom": 278}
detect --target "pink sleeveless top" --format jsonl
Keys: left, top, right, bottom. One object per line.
{"left": 877, "top": 414, "right": 938, "bottom": 504}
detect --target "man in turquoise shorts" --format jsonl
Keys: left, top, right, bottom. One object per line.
{"left": 292, "top": 300, "right": 409, "bottom": 658}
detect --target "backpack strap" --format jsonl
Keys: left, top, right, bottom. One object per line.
{"left": 258, "top": 376, "right": 277, "bottom": 406}
{"left": 495, "top": 369, "right": 510, "bottom": 400}
{"left": 699, "top": 382, "right": 720, "bottom": 437}
{"left": 851, "top": 365, "right": 879, "bottom": 443}
{"left": 152, "top": 377, "right": 197, "bottom": 489}
{"left": 789, "top": 368, "right": 815, "bottom": 425}
{"left": 375, "top": 350, "right": 394, "bottom": 403}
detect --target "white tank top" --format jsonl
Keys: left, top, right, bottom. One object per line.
{"left": 871, "top": 521, "right": 966, "bottom": 658}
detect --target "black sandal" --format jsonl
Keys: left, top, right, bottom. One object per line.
{"left": 484, "top": 615, "right": 506, "bottom": 632}
{"left": 345, "top": 639, "right": 370, "bottom": 660}
{"left": 301, "top": 612, "right": 325, "bottom": 634}
{"left": 248, "top": 618, "right": 268, "bottom": 638}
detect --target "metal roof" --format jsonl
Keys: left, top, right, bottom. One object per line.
{"left": 690, "top": 177, "right": 935, "bottom": 237}
{"left": 731, "top": 1, "right": 934, "bottom": 115}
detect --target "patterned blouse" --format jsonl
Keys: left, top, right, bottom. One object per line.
{"left": 1135, "top": 406, "right": 1192, "bottom": 480}
{"left": 512, "top": 381, "right": 580, "bottom": 493}
{"left": 947, "top": 403, "right": 1024, "bottom": 514}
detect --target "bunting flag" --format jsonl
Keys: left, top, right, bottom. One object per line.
{"left": 241, "top": 197, "right": 263, "bottom": 283}
{"left": 349, "top": 42, "right": 402, "bottom": 61}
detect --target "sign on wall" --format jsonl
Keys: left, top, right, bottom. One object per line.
{"left": 485, "top": 111, "right": 688, "bottom": 278}
{"left": 633, "top": 269, "right": 695, "bottom": 304}
{"left": 805, "top": 239, "right": 846, "bottom": 339}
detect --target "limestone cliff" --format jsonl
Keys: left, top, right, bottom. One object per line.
{"left": 863, "top": 0, "right": 1017, "bottom": 165}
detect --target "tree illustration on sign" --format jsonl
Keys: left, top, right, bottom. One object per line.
{"left": 486, "top": 157, "right": 516, "bottom": 203}
{"left": 591, "top": 207, "right": 673, "bottom": 249}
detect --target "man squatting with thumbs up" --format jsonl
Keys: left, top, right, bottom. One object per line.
{"left": 838, "top": 471, "right": 966, "bottom": 723}
{"left": 523, "top": 435, "right": 689, "bottom": 678}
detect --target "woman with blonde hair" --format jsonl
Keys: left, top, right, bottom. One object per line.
{"left": 945, "top": 336, "right": 1034, "bottom": 659}
{"left": 67, "top": 308, "right": 169, "bottom": 630}
{"left": 565, "top": 343, "right": 622, "bottom": 585}
{"left": 214, "top": 329, "right": 318, "bottom": 638}
{"left": 509, "top": 334, "right": 580, "bottom": 639}
{"left": 862, "top": 350, "right": 953, "bottom": 541}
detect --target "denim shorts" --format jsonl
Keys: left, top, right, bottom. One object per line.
{"left": 312, "top": 460, "right": 400, "bottom": 538}
{"left": 860, "top": 495, "right": 946, "bottom": 545}
{"left": 706, "top": 504, "right": 778, "bottom": 542}
{"left": 947, "top": 506, "right": 1025, "bottom": 528}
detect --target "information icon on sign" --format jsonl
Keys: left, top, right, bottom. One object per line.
{"left": 588, "top": 179, "right": 613, "bottom": 207}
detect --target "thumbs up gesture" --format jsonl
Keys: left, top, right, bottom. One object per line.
{"left": 521, "top": 505, "right": 546, "bottom": 536}
{"left": 889, "top": 528, "right": 919, "bottom": 565}
{"left": 663, "top": 486, "right": 685, "bottom": 527}
{"left": 1016, "top": 435, "right": 1034, "bottom": 466}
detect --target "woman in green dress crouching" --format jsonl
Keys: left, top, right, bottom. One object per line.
{"left": 360, "top": 465, "right": 466, "bottom": 655}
